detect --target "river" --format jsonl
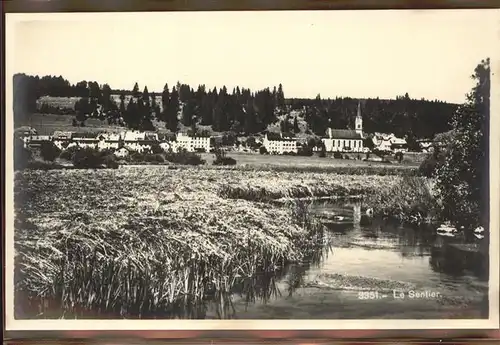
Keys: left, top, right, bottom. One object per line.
{"left": 205, "top": 201, "right": 489, "bottom": 319}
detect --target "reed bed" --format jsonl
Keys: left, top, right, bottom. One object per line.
{"left": 216, "top": 173, "right": 401, "bottom": 202}
{"left": 14, "top": 167, "right": 327, "bottom": 319}
{"left": 197, "top": 162, "right": 417, "bottom": 176}
{"left": 365, "top": 175, "right": 438, "bottom": 225}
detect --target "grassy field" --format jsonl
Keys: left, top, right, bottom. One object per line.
{"left": 17, "top": 113, "right": 127, "bottom": 135}
{"left": 14, "top": 166, "right": 404, "bottom": 318}
{"left": 37, "top": 95, "right": 164, "bottom": 111}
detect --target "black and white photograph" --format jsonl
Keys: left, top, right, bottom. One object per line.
{"left": 5, "top": 9, "right": 499, "bottom": 330}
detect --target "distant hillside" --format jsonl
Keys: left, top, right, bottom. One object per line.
{"left": 15, "top": 73, "right": 459, "bottom": 143}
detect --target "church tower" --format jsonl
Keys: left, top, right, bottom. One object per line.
{"left": 355, "top": 101, "right": 363, "bottom": 135}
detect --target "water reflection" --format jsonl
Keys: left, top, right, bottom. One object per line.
{"left": 220, "top": 200, "right": 488, "bottom": 318}
{"left": 308, "top": 200, "right": 487, "bottom": 282}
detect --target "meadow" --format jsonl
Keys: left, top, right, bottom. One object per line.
{"left": 14, "top": 166, "right": 411, "bottom": 319}
{"left": 18, "top": 113, "right": 126, "bottom": 135}
{"left": 37, "top": 95, "right": 164, "bottom": 111}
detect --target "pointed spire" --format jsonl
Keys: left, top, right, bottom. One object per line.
{"left": 357, "top": 100, "right": 361, "bottom": 118}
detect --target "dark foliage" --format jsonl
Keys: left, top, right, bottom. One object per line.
{"left": 14, "top": 138, "right": 32, "bottom": 170}
{"left": 164, "top": 149, "right": 205, "bottom": 166}
{"left": 394, "top": 152, "right": 404, "bottom": 163}
{"left": 40, "top": 142, "right": 61, "bottom": 162}
{"left": 59, "top": 146, "right": 81, "bottom": 161}
{"left": 72, "top": 148, "right": 105, "bottom": 169}
{"left": 213, "top": 148, "right": 237, "bottom": 166}
{"left": 435, "top": 58, "right": 490, "bottom": 237}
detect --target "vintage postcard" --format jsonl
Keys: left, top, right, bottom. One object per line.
{"left": 4, "top": 9, "right": 499, "bottom": 331}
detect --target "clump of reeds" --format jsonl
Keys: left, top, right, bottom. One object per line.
{"left": 365, "top": 175, "right": 438, "bottom": 225}
{"left": 217, "top": 179, "right": 383, "bottom": 202}
{"left": 207, "top": 164, "right": 417, "bottom": 176}
{"left": 15, "top": 195, "right": 324, "bottom": 319}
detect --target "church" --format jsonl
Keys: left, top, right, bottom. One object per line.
{"left": 321, "top": 101, "right": 365, "bottom": 153}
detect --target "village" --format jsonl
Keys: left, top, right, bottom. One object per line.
{"left": 17, "top": 101, "right": 439, "bottom": 160}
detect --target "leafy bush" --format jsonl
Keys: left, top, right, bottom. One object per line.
{"left": 150, "top": 143, "right": 164, "bottom": 154}
{"left": 60, "top": 146, "right": 81, "bottom": 161}
{"left": 394, "top": 152, "right": 404, "bottom": 163}
{"left": 143, "top": 153, "right": 165, "bottom": 163}
{"left": 418, "top": 152, "right": 440, "bottom": 177}
{"left": 297, "top": 146, "right": 313, "bottom": 157}
{"left": 72, "top": 147, "right": 104, "bottom": 169}
{"left": 99, "top": 148, "right": 116, "bottom": 158}
{"left": 213, "top": 149, "right": 237, "bottom": 166}
{"left": 165, "top": 149, "right": 205, "bottom": 166}
{"left": 129, "top": 152, "right": 145, "bottom": 162}
{"left": 213, "top": 157, "right": 237, "bottom": 166}
{"left": 103, "top": 155, "right": 119, "bottom": 169}
{"left": 154, "top": 154, "right": 165, "bottom": 163}
{"left": 14, "top": 138, "right": 32, "bottom": 170}
{"left": 40, "top": 142, "right": 62, "bottom": 162}
{"left": 26, "top": 160, "right": 65, "bottom": 170}
{"left": 333, "top": 152, "right": 343, "bottom": 159}
{"left": 259, "top": 146, "right": 268, "bottom": 155}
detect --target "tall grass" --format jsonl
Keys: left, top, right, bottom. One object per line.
{"left": 208, "top": 164, "right": 416, "bottom": 176}
{"left": 365, "top": 175, "right": 437, "bottom": 225}
{"left": 14, "top": 168, "right": 326, "bottom": 318}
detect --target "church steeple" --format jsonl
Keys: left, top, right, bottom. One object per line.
{"left": 355, "top": 101, "right": 363, "bottom": 135}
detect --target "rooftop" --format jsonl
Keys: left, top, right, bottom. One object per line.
{"left": 327, "top": 129, "right": 364, "bottom": 140}
{"left": 266, "top": 132, "right": 297, "bottom": 142}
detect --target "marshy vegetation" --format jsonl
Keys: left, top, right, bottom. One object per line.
{"left": 366, "top": 175, "right": 437, "bottom": 225}
{"left": 14, "top": 167, "right": 331, "bottom": 319}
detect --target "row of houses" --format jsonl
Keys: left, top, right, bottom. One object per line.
{"left": 261, "top": 103, "right": 417, "bottom": 155}
{"left": 20, "top": 130, "right": 213, "bottom": 155}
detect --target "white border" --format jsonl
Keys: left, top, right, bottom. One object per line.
{"left": 4, "top": 11, "right": 500, "bottom": 331}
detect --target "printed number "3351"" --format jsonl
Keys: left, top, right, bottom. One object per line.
{"left": 358, "top": 291, "right": 379, "bottom": 299}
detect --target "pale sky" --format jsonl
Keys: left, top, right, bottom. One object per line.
{"left": 6, "top": 10, "right": 500, "bottom": 103}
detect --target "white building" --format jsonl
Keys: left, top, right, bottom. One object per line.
{"left": 263, "top": 132, "right": 298, "bottom": 154}
{"left": 52, "top": 131, "right": 73, "bottom": 150}
{"left": 26, "top": 135, "right": 52, "bottom": 149}
{"left": 97, "top": 133, "right": 122, "bottom": 151}
{"left": 122, "top": 131, "right": 159, "bottom": 153}
{"left": 159, "top": 142, "right": 171, "bottom": 152}
{"left": 114, "top": 147, "right": 130, "bottom": 158}
{"left": 71, "top": 133, "right": 99, "bottom": 149}
{"left": 322, "top": 101, "right": 364, "bottom": 153}
{"left": 371, "top": 133, "right": 408, "bottom": 153}
{"left": 175, "top": 133, "right": 212, "bottom": 152}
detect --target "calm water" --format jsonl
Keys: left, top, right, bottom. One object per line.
{"left": 209, "top": 202, "right": 489, "bottom": 319}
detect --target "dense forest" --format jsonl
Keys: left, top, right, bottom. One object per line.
{"left": 13, "top": 73, "right": 458, "bottom": 141}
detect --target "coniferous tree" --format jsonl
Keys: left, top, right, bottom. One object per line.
{"left": 277, "top": 83, "right": 285, "bottom": 108}
{"left": 143, "top": 86, "right": 150, "bottom": 108}
{"left": 132, "top": 82, "right": 140, "bottom": 97}
{"left": 159, "top": 83, "right": 170, "bottom": 122}
{"left": 101, "top": 84, "right": 113, "bottom": 113}
{"left": 182, "top": 99, "right": 196, "bottom": 127}
{"left": 166, "top": 86, "right": 179, "bottom": 132}
{"left": 125, "top": 97, "right": 139, "bottom": 129}
{"left": 293, "top": 116, "right": 300, "bottom": 133}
